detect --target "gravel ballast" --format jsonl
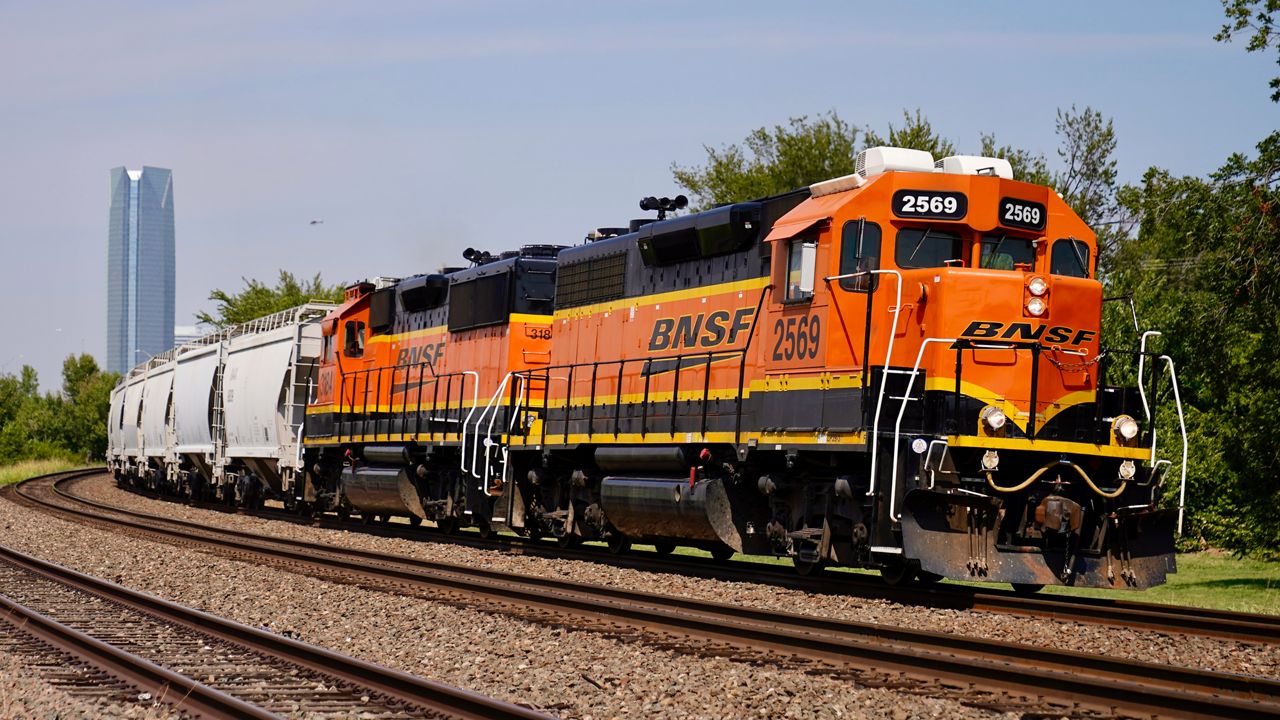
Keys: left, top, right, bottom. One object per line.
{"left": 66, "top": 474, "right": 1280, "bottom": 681}
{"left": 1, "top": 480, "right": 1005, "bottom": 719}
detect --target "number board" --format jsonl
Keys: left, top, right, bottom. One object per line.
{"left": 892, "top": 190, "right": 967, "bottom": 221}
{"left": 999, "top": 197, "right": 1046, "bottom": 231}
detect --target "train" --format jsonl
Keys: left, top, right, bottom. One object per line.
{"left": 108, "top": 146, "right": 1189, "bottom": 591}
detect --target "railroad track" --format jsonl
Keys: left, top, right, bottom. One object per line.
{"left": 0, "top": 488, "right": 550, "bottom": 719}
{"left": 11, "top": 470, "right": 1280, "bottom": 718}
{"left": 80, "top": 469, "right": 1280, "bottom": 645}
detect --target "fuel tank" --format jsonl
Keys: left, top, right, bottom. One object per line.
{"left": 599, "top": 477, "right": 743, "bottom": 551}
{"left": 340, "top": 464, "right": 428, "bottom": 519}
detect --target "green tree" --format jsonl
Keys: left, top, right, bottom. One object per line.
{"left": 196, "top": 270, "right": 346, "bottom": 328}
{"left": 1217, "top": 0, "right": 1280, "bottom": 101}
{"left": 671, "top": 111, "right": 860, "bottom": 209}
{"left": 0, "top": 357, "right": 119, "bottom": 464}
{"left": 979, "top": 133, "right": 1051, "bottom": 187}
{"left": 863, "top": 108, "right": 956, "bottom": 160}
{"left": 1108, "top": 131, "right": 1280, "bottom": 555}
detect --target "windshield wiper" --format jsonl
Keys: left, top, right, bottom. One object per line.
{"left": 983, "top": 234, "right": 1008, "bottom": 268}
{"left": 906, "top": 226, "right": 933, "bottom": 265}
{"left": 1067, "top": 235, "right": 1088, "bottom": 275}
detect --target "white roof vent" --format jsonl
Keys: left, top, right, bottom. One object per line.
{"left": 809, "top": 172, "right": 865, "bottom": 198}
{"left": 935, "top": 155, "right": 1014, "bottom": 180}
{"left": 855, "top": 147, "right": 936, "bottom": 178}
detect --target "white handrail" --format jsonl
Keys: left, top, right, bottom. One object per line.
{"left": 456, "top": 371, "right": 481, "bottom": 476}
{"left": 471, "top": 372, "right": 515, "bottom": 480}
{"left": 822, "top": 269, "right": 904, "bottom": 497}
{"left": 483, "top": 374, "right": 527, "bottom": 493}
{"left": 1159, "top": 355, "right": 1189, "bottom": 535}
{"left": 889, "top": 338, "right": 958, "bottom": 521}
{"left": 1137, "top": 330, "right": 1161, "bottom": 421}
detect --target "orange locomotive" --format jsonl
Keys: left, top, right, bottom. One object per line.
{"left": 303, "top": 147, "right": 1184, "bottom": 590}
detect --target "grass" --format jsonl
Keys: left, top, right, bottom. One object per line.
{"left": 1037, "top": 550, "right": 1280, "bottom": 615}
{"left": 0, "top": 458, "right": 83, "bottom": 487}
{"left": 604, "top": 542, "right": 1280, "bottom": 615}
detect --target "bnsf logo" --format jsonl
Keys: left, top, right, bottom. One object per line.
{"left": 649, "top": 307, "right": 754, "bottom": 352}
{"left": 962, "top": 321, "right": 1097, "bottom": 346}
{"left": 395, "top": 342, "right": 445, "bottom": 366}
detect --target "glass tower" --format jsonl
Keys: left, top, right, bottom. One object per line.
{"left": 107, "top": 166, "right": 175, "bottom": 375}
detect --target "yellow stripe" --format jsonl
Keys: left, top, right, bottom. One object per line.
{"left": 946, "top": 435, "right": 1148, "bottom": 459}
{"left": 510, "top": 313, "right": 553, "bottom": 325}
{"left": 368, "top": 324, "right": 447, "bottom": 345}
{"left": 923, "top": 377, "right": 1095, "bottom": 431}
{"left": 554, "top": 276, "right": 770, "bottom": 318}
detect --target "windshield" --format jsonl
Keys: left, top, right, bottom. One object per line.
{"left": 979, "top": 234, "right": 1036, "bottom": 270}
{"left": 894, "top": 227, "right": 964, "bottom": 268}
{"left": 1051, "top": 238, "right": 1091, "bottom": 278}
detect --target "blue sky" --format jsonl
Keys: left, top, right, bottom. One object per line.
{"left": 0, "top": 1, "right": 1274, "bottom": 389}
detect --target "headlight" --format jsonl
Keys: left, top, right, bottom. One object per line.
{"left": 1028, "top": 276, "right": 1048, "bottom": 296}
{"left": 1118, "top": 460, "right": 1136, "bottom": 480}
{"left": 981, "top": 450, "right": 1000, "bottom": 470}
{"left": 980, "top": 405, "right": 1007, "bottom": 431}
{"left": 1026, "top": 297, "right": 1047, "bottom": 316}
{"left": 1113, "top": 415, "right": 1140, "bottom": 441}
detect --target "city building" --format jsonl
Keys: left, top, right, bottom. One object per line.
{"left": 106, "top": 166, "right": 175, "bottom": 375}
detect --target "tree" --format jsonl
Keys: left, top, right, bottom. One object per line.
{"left": 863, "top": 108, "right": 956, "bottom": 160}
{"left": 1217, "top": 0, "right": 1280, "bottom": 101}
{"left": 671, "top": 112, "right": 860, "bottom": 209}
{"left": 1108, "top": 131, "right": 1280, "bottom": 556}
{"left": 196, "top": 270, "right": 347, "bottom": 328}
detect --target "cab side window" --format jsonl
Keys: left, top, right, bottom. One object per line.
{"left": 343, "top": 320, "right": 366, "bottom": 358}
{"left": 839, "top": 220, "right": 881, "bottom": 292}
{"left": 1050, "top": 239, "right": 1091, "bottom": 278}
{"left": 785, "top": 235, "right": 817, "bottom": 302}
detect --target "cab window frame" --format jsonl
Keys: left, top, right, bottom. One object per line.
{"left": 1050, "top": 238, "right": 1092, "bottom": 278}
{"left": 343, "top": 320, "right": 367, "bottom": 358}
{"left": 783, "top": 233, "right": 817, "bottom": 303}
{"left": 839, "top": 219, "right": 882, "bottom": 292}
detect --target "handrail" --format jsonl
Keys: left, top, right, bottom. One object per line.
{"left": 1159, "top": 355, "right": 1189, "bottom": 535}
{"left": 1137, "top": 330, "right": 1161, "bottom": 421}
{"left": 471, "top": 372, "right": 515, "bottom": 481}
{"left": 824, "top": 269, "right": 904, "bottom": 498}
{"left": 456, "top": 371, "right": 481, "bottom": 476}
{"left": 889, "top": 337, "right": 958, "bottom": 521}
{"left": 483, "top": 374, "right": 526, "bottom": 492}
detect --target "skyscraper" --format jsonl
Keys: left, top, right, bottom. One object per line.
{"left": 107, "top": 166, "right": 175, "bottom": 375}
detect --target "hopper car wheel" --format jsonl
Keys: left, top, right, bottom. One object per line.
{"left": 556, "top": 533, "right": 580, "bottom": 548}
{"left": 1011, "top": 583, "right": 1045, "bottom": 595}
{"left": 408, "top": 516, "right": 422, "bottom": 527}
{"left": 653, "top": 542, "right": 676, "bottom": 555}
{"left": 437, "top": 517, "right": 459, "bottom": 535}
{"left": 361, "top": 514, "right": 374, "bottom": 525}
{"left": 336, "top": 507, "right": 349, "bottom": 522}
{"left": 607, "top": 534, "right": 631, "bottom": 555}
{"left": 710, "top": 546, "right": 734, "bottom": 562}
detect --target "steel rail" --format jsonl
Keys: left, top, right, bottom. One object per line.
{"left": 16, "top": 472, "right": 1280, "bottom": 719}
{"left": 3, "top": 471, "right": 550, "bottom": 720}
{"left": 73, "top": 470, "right": 1280, "bottom": 645}
{"left": 0, "top": 577, "right": 279, "bottom": 720}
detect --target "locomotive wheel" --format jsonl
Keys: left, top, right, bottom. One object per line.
{"left": 1011, "top": 583, "right": 1045, "bottom": 595}
{"left": 709, "top": 546, "right": 734, "bottom": 562}
{"left": 407, "top": 516, "right": 422, "bottom": 527}
{"left": 793, "top": 558, "right": 824, "bottom": 576}
{"left": 476, "top": 518, "right": 494, "bottom": 539}
{"left": 361, "top": 514, "right": 374, "bottom": 525}
{"left": 879, "top": 559, "right": 917, "bottom": 586}
{"left": 556, "top": 533, "right": 580, "bottom": 548}
{"left": 916, "top": 570, "right": 944, "bottom": 586}
{"left": 652, "top": 542, "right": 676, "bottom": 555}
{"left": 607, "top": 534, "right": 631, "bottom": 554}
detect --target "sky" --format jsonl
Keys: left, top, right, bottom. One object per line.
{"left": 0, "top": 1, "right": 1274, "bottom": 390}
